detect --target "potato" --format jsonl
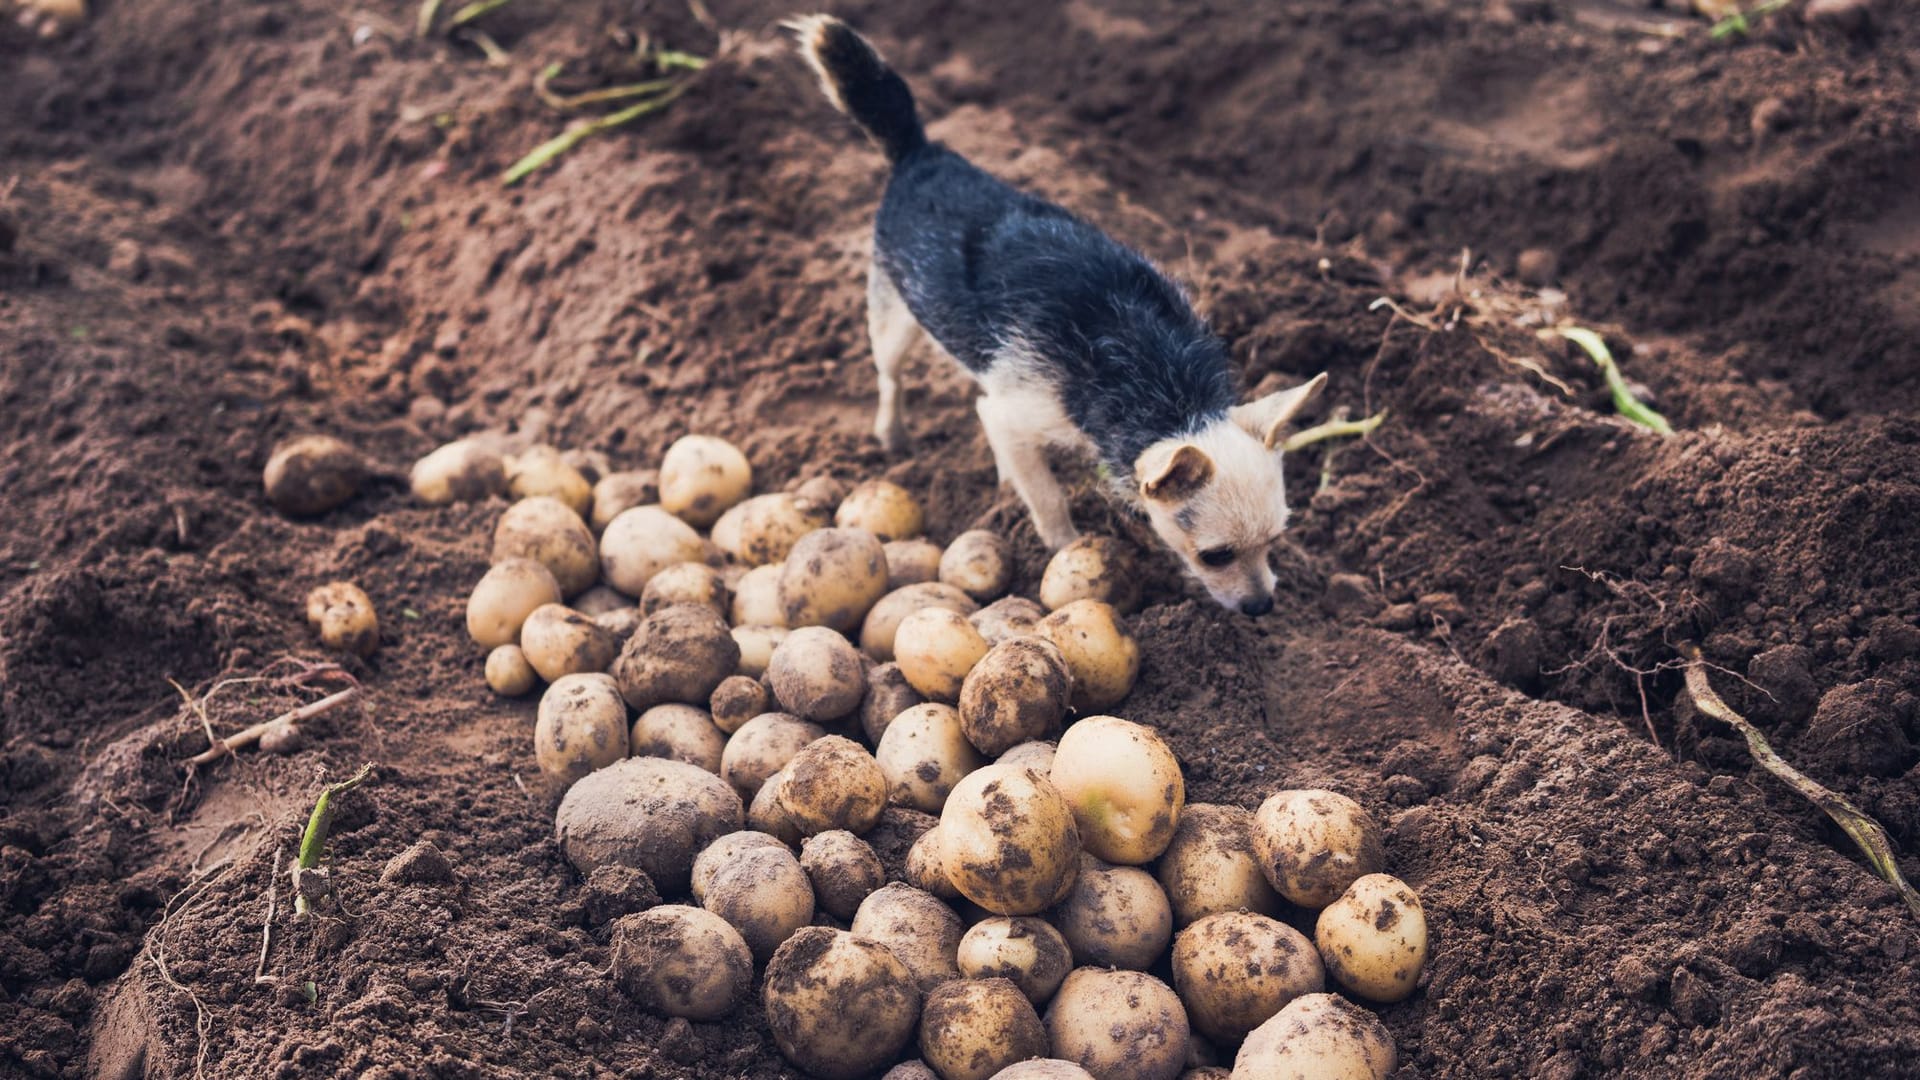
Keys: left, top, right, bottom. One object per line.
{"left": 1048, "top": 716, "right": 1184, "bottom": 864}
{"left": 1156, "top": 804, "right": 1282, "bottom": 928}
{"left": 1315, "top": 874, "right": 1427, "bottom": 1004}
{"left": 896, "top": 607, "right": 991, "bottom": 702}
{"left": 749, "top": 768, "right": 805, "bottom": 846}
{"left": 1252, "top": 790, "right": 1385, "bottom": 908}
{"left": 834, "top": 479, "right": 924, "bottom": 541}
{"left": 957, "top": 917, "right": 1073, "bottom": 1007}
{"left": 692, "top": 830, "right": 790, "bottom": 903}
{"left": 412, "top": 438, "right": 507, "bottom": 505}
{"left": 764, "top": 927, "right": 921, "bottom": 1080}
{"left": 534, "top": 673, "right": 630, "bottom": 783}
{"left": 590, "top": 469, "right": 659, "bottom": 533}
{"left": 720, "top": 712, "right": 826, "bottom": 799}
{"left": 1171, "top": 912, "right": 1324, "bottom": 1042}
{"left": 885, "top": 1063, "right": 938, "bottom": 1080}
{"left": 862, "top": 662, "right": 927, "bottom": 745}
{"left": 1036, "top": 601, "right": 1139, "bottom": 711}
{"left": 1232, "top": 993, "right": 1394, "bottom": 1080}
{"left": 731, "top": 624, "right": 787, "bottom": 679}
{"left": 720, "top": 492, "right": 828, "bottom": 566}
{"left": 554, "top": 756, "right": 744, "bottom": 893}
{"left": 1180, "top": 1070, "right": 1230, "bottom": 1080}
{"left": 610, "top": 906, "right": 752, "bottom": 1021}
{"left": 767, "top": 626, "right": 867, "bottom": 722}
{"left": 612, "top": 604, "right": 740, "bottom": 712}
{"left": 485, "top": 644, "right": 538, "bottom": 696}
{"left": 860, "top": 582, "right": 980, "bottom": 662}
{"left": 851, "top": 882, "right": 963, "bottom": 991}
{"left": 919, "top": 978, "right": 1049, "bottom": 1080}
{"left": 637, "top": 562, "right": 726, "bottom": 619}
{"left": 731, "top": 564, "right": 788, "bottom": 628}
{"left": 906, "top": 825, "right": 959, "bottom": 900}
{"left": 595, "top": 607, "right": 642, "bottom": 648}
{"left": 800, "top": 830, "right": 886, "bottom": 921}
{"left": 1048, "top": 855, "right": 1172, "bottom": 970}
{"left": 702, "top": 844, "right": 815, "bottom": 961}
{"left": 939, "top": 530, "right": 1013, "bottom": 602}
{"left": 572, "top": 584, "right": 632, "bottom": 617}
{"left": 659, "top": 434, "right": 752, "bottom": 528}
{"left": 1044, "top": 968, "right": 1189, "bottom": 1080}
{"left": 972, "top": 596, "right": 1047, "bottom": 646}
{"left": 493, "top": 496, "right": 598, "bottom": 597}
{"left": 710, "top": 675, "right": 772, "bottom": 734}
{"left": 779, "top": 735, "right": 889, "bottom": 836}
{"left": 959, "top": 637, "right": 1071, "bottom": 757}
{"left": 520, "top": 603, "right": 617, "bottom": 682}
{"left": 792, "top": 475, "right": 847, "bottom": 515}
{"left": 506, "top": 444, "right": 592, "bottom": 517}
{"left": 997, "top": 741, "right": 1056, "bottom": 773}
{"left": 940, "top": 763, "right": 1081, "bottom": 916}
{"left": 885, "top": 538, "right": 945, "bottom": 588}
{"left": 467, "top": 558, "right": 565, "bottom": 649}
{"left": 600, "top": 506, "right": 708, "bottom": 598}
{"left": 264, "top": 434, "right": 363, "bottom": 516}
{"left": 630, "top": 704, "right": 726, "bottom": 774}
{"left": 1038, "top": 537, "right": 1141, "bottom": 613}
{"left": 781, "top": 528, "right": 890, "bottom": 633}
{"left": 306, "top": 582, "right": 378, "bottom": 657}
{"left": 989, "top": 1063, "right": 1095, "bottom": 1080}
{"left": 876, "top": 703, "right": 985, "bottom": 814}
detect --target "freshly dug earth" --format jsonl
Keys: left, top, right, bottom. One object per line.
{"left": 3, "top": 1, "right": 1919, "bottom": 1078}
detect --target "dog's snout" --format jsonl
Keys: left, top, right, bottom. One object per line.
{"left": 1238, "top": 595, "right": 1273, "bottom": 617}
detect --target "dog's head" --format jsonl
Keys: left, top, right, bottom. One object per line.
{"left": 1133, "top": 373, "right": 1327, "bottom": 615}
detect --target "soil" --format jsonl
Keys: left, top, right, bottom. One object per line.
{"left": 3, "top": 0, "right": 1918, "bottom": 1077}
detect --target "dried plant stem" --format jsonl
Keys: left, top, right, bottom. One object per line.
{"left": 187, "top": 687, "right": 361, "bottom": 766}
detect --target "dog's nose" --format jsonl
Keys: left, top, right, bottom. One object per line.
{"left": 1239, "top": 596, "right": 1273, "bottom": 617}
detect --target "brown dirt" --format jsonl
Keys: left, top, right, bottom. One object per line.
{"left": 3, "top": 0, "right": 1919, "bottom": 1077}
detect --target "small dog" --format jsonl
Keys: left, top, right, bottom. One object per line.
{"left": 790, "top": 15, "right": 1326, "bottom": 616}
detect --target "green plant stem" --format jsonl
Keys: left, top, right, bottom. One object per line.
{"left": 1282, "top": 410, "right": 1388, "bottom": 453}
{"left": 535, "top": 64, "right": 681, "bottom": 112}
{"left": 294, "top": 764, "right": 375, "bottom": 915}
{"left": 448, "top": 0, "right": 515, "bottom": 29}
{"left": 1554, "top": 326, "right": 1674, "bottom": 436}
{"left": 502, "top": 84, "right": 687, "bottom": 186}
{"left": 653, "top": 49, "right": 708, "bottom": 71}
{"left": 417, "top": 0, "right": 444, "bottom": 37}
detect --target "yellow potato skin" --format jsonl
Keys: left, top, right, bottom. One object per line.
{"left": 1314, "top": 873, "right": 1428, "bottom": 1004}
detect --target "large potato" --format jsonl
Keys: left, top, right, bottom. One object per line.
{"left": 600, "top": 506, "right": 707, "bottom": 598}
{"left": 779, "top": 735, "right": 889, "bottom": 836}
{"left": 467, "top": 558, "right": 564, "bottom": 649}
{"left": 485, "top": 644, "right": 538, "bottom": 696}
{"left": 765, "top": 928, "right": 921, "bottom": 1080}
{"left": 767, "top": 626, "right": 867, "bottom": 722}
{"left": 720, "top": 712, "right": 826, "bottom": 798}
{"left": 1044, "top": 968, "right": 1188, "bottom": 1080}
{"left": 940, "top": 763, "right": 1081, "bottom": 916}
{"left": 630, "top": 703, "right": 726, "bottom": 774}
{"left": 885, "top": 538, "right": 945, "bottom": 589}
{"left": 412, "top": 438, "right": 507, "bottom": 505}
{"left": 719, "top": 492, "right": 827, "bottom": 566}
{"left": 730, "top": 624, "right": 788, "bottom": 680}
{"left": 692, "top": 831, "right": 789, "bottom": 903}
{"left": 306, "top": 582, "right": 378, "bottom": 657}
{"left": 731, "top": 564, "right": 788, "bottom": 628}
{"left": 1036, "top": 601, "right": 1139, "bottom": 711}
{"left": 493, "top": 496, "right": 598, "bottom": 597}
{"left": 590, "top": 469, "right": 658, "bottom": 532}
{"left": 612, "top": 604, "right": 740, "bottom": 712}
{"left": 1252, "top": 790, "right": 1385, "bottom": 908}
{"left": 834, "top": 479, "right": 924, "bottom": 541}
{"left": 1038, "top": 537, "right": 1141, "bottom": 613}
{"left": 851, "top": 882, "right": 963, "bottom": 992}
{"left": 906, "top": 825, "right": 959, "bottom": 900}
{"left": 1048, "top": 855, "right": 1172, "bottom": 970}
{"left": 710, "top": 675, "right": 772, "bottom": 734}
{"left": 1172, "top": 912, "right": 1324, "bottom": 1042}
{"left": 939, "top": 530, "right": 1013, "bottom": 602}
{"left": 641, "top": 562, "right": 729, "bottom": 617}
{"left": 876, "top": 703, "right": 985, "bottom": 814}
{"left": 800, "top": 830, "right": 886, "bottom": 922}
{"left": 1157, "top": 804, "right": 1282, "bottom": 927}
{"left": 555, "top": 756, "right": 743, "bottom": 893}
{"left": 1315, "top": 874, "right": 1428, "bottom": 1003}
{"left": 781, "top": 528, "right": 889, "bottom": 633}
{"left": 520, "top": 603, "right": 617, "bottom": 682}
{"left": 958, "top": 917, "right": 1073, "bottom": 1006}
{"left": 506, "top": 444, "right": 592, "bottom": 517}
{"left": 703, "top": 844, "right": 815, "bottom": 961}
{"left": 1233, "top": 993, "right": 1394, "bottom": 1080}
{"left": 610, "top": 906, "right": 752, "bottom": 1021}
{"left": 659, "top": 434, "right": 752, "bottom": 528}
{"left": 264, "top": 434, "right": 363, "bottom": 516}
{"left": 860, "top": 582, "right": 979, "bottom": 662}
{"left": 972, "top": 596, "right": 1046, "bottom": 646}
{"left": 896, "top": 607, "right": 990, "bottom": 702}
{"left": 1048, "top": 716, "right": 1183, "bottom": 864}
{"left": 862, "top": 662, "right": 927, "bottom": 745}
{"left": 919, "top": 978, "right": 1048, "bottom": 1080}
{"left": 534, "top": 673, "right": 629, "bottom": 783}
{"left": 960, "top": 637, "right": 1071, "bottom": 757}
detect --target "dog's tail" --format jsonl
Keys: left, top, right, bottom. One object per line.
{"left": 786, "top": 14, "right": 925, "bottom": 164}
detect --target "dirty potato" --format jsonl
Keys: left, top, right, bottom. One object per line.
{"left": 1172, "top": 912, "right": 1325, "bottom": 1042}
{"left": 412, "top": 438, "right": 508, "bottom": 506}
{"left": 589, "top": 469, "right": 659, "bottom": 533}
{"left": 641, "top": 562, "right": 729, "bottom": 617}
{"left": 1251, "top": 790, "right": 1385, "bottom": 908}
{"left": 851, "top": 882, "right": 964, "bottom": 992}
{"left": 938, "top": 530, "right": 1013, "bottom": 602}
{"left": 1036, "top": 600, "right": 1139, "bottom": 711}
{"left": 630, "top": 703, "right": 726, "bottom": 774}
{"left": 1048, "top": 716, "right": 1184, "bottom": 864}
{"left": 611, "top": 604, "right": 740, "bottom": 712}
{"left": 896, "top": 607, "right": 991, "bottom": 702}
{"left": 710, "top": 674, "right": 772, "bottom": 734}
{"left": 749, "top": 768, "right": 805, "bottom": 846}
{"left": 610, "top": 906, "right": 752, "bottom": 1021}
{"left": 1048, "top": 855, "right": 1173, "bottom": 970}
{"left": 997, "top": 740, "right": 1057, "bottom": 773}
{"left": 1044, "top": 968, "right": 1189, "bottom": 1080}
{"left": 731, "top": 563, "right": 787, "bottom": 628}
{"left": 485, "top": 644, "right": 538, "bottom": 697}
{"left": 506, "top": 444, "right": 592, "bottom": 517}
{"left": 720, "top": 712, "right": 827, "bottom": 799}
{"left": 764, "top": 927, "right": 921, "bottom": 1080}
{"left": 691, "top": 830, "right": 791, "bottom": 903}
{"left": 719, "top": 492, "right": 828, "bottom": 567}
{"left": 493, "top": 495, "right": 599, "bottom": 597}
{"left": 599, "top": 506, "right": 708, "bottom": 598}
{"left": 860, "top": 582, "right": 979, "bottom": 662}
{"left": 988, "top": 1063, "right": 1096, "bottom": 1080}
{"left": 780, "top": 527, "right": 890, "bottom": 633}
{"left": 1157, "top": 804, "right": 1282, "bottom": 927}
{"left": 572, "top": 584, "right": 632, "bottom": 617}
{"left": 659, "top": 434, "right": 752, "bottom": 528}
{"left": 730, "top": 624, "right": 788, "bottom": 680}
{"left": 957, "top": 917, "right": 1073, "bottom": 1007}
{"left": 1314, "top": 874, "right": 1428, "bottom": 1004}
{"left": 940, "top": 763, "right": 1081, "bottom": 916}
{"left": 1232, "top": 993, "right": 1395, "bottom": 1080}
{"left": 1038, "top": 537, "right": 1141, "bottom": 613}
{"left": 520, "top": 603, "right": 617, "bottom": 682}
{"left": 799, "top": 830, "right": 886, "bottom": 922}
{"left": 861, "top": 661, "right": 927, "bottom": 745}
{"left": 702, "top": 844, "right": 815, "bottom": 961}
{"left": 876, "top": 703, "right": 985, "bottom": 814}
{"left": 885, "top": 538, "right": 945, "bottom": 588}
{"left": 778, "top": 735, "right": 889, "bottom": 836}
{"left": 834, "top": 479, "right": 924, "bottom": 541}
{"left": 467, "top": 558, "right": 564, "bottom": 649}
{"left": 554, "top": 756, "right": 744, "bottom": 893}
{"left": 905, "top": 825, "right": 960, "bottom": 900}
{"left": 264, "top": 434, "right": 363, "bottom": 516}
{"left": 959, "top": 637, "right": 1072, "bottom": 757}
{"left": 767, "top": 626, "right": 867, "bottom": 723}
{"left": 971, "top": 596, "right": 1047, "bottom": 646}
{"left": 306, "top": 581, "right": 378, "bottom": 657}
{"left": 534, "top": 673, "right": 630, "bottom": 784}
{"left": 918, "top": 978, "right": 1049, "bottom": 1080}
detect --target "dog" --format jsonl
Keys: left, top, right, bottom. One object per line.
{"left": 789, "top": 15, "right": 1326, "bottom": 616}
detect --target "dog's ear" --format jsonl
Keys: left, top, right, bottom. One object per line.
{"left": 1139, "top": 443, "right": 1215, "bottom": 503}
{"left": 1231, "top": 372, "right": 1329, "bottom": 449}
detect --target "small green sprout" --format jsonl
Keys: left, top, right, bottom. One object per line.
{"left": 1710, "top": 0, "right": 1790, "bottom": 39}
{"left": 1551, "top": 327, "right": 1674, "bottom": 436}
{"left": 293, "top": 764, "right": 375, "bottom": 916}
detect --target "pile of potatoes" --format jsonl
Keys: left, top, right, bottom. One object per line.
{"left": 417, "top": 432, "right": 1429, "bottom": 1080}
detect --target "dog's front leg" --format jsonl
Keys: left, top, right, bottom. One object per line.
{"left": 977, "top": 396, "right": 1079, "bottom": 549}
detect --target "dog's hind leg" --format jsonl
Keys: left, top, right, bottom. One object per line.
{"left": 867, "top": 260, "right": 924, "bottom": 454}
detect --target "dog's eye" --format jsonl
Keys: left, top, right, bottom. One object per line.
{"left": 1199, "top": 547, "right": 1235, "bottom": 568}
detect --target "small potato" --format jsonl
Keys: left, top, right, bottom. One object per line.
{"left": 412, "top": 438, "right": 507, "bottom": 505}
{"left": 720, "top": 712, "right": 826, "bottom": 799}
{"left": 851, "top": 882, "right": 963, "bottom": 991}
{"left": 572, "top": 585, "right": 632, "bottom": 617}
{"left": 919, "top": 978, "right": 1049, "bottom": 1080}
{"left": 959, "top": 637, "right": 1071, "bottom": 757}
{"left": 780, "top": 528, "right": 890, "bottom": 633}
{"left": 612, "top": 604, "right": 740, "bottom": 712}
{"left": 493, "top": 496, "right": 598, "bottom": 597}
{"left": 600, "top": 506, "right": 708, "bottom": 598}
{"left": 939, "top": 530, "right": 1013, "bottom": 602}
{"left": 1232, "top": 993, "right": 1394, "bottom": 1080}
{"left": 778, "top": 735, "right": 888, "bottom": 836}
{"left": 306, "top": 582, "right": 378, "bottom": 657}
{"left": 1314, "top": 874, "right": 1428, "bottom": 1004}
{"left": 1038, "top": 537, "right": 1141, "bottom": 614}
{"left": 720, "top": 492, "right": 828, "bottom": 567}
{"left": 264, "top": 434, "right": 363, "bottom": 516}
{"left": 885, "top": 538, "right": 945, "bottom": 588}
{"left": 749, "top": 768, "right": 805, "bottom": 846}
{"left": 764, "top": 927, "right": 920, "bottom": 1080}
{"left": 1036, "top": 601, "right": 1139, "bottom": 711}
{"left": 730, "top": 624, "right": 788, "bottom": 679}
{"left": 692, "top": 831, "right": 789, "bottom": 903}
{"left": 535, "top": 673, "right": 630, "bottom": 784}
{"left": 596, "top": 608, "right": 642, "bottom": 648}
{"left": 641, "top": 562, "right": 729, "bottom": 617}
{"left": 792, "top": 475, "right": 847, "bottom": 515}
{"left": 997, "top": 741, "right": 1056, "bottom": 773}
{"left": 703, "top": 844, "right": 815, "bottom": 961}
{"left": 896, "top": 607, "right": 990, "bottom": 702}
{"left": 989, "top": 1063, "right": 1095, "bottom": 1080}
{"left": 860, "top": 582, "right": 979, "bottom": 662}
{"left": 731, "top": 564, "right": 788, "bottom": 628}
{"left": 486, "top": 644, "right": 538, "bottom": 696}
{"left": 1044, "top": 968, "right": 1189, "bottom": 1080}
{"left": 519, "top": 603, "right": 617, "bottom": 682}
{"left": 834, "top": 479, "right": 924, "bottom": 541}
{"left": 971, "top": 596, "right": 1047, "bottom": 646}
{"left": 1172, "top": 912, "right": 1324, "bottom": 1042}
{"left": 1157, "top": 804, "right": 1282, "bottom": 928}
{"left": 611, "top": 906, "right": 752, "bottom": 1021}
{"left": 630, "top": 703, "right": 726, "bottom": 774}
{"left": 659, "top": 434, "right": 752, "bottom": 528}
{"left": 957, "top": 917, "right": 1073, "bottom": 1006}
{"left": 1048, "top": 855, "right": 1172, "bottom": 970}
{"left": 710, "top": 675, "right": 772, "bottom": 734}
{"left": 800, "top": 830, "right": 886, "bottom": 921}
{"left": 590, "top": 470, "right": 659, "bottom": 533}
{"left": 876, "top": 703, "right": 985, "bottom": 813}
{"left": 467, "top": 558, "right": 564, "bottom": 649}
{"left": 1181, "top": 1070, "right": 1230, "bottom": 1080}
{"left": 1048, "top": 716, "right": 1184, "bottom": 865}
{"left": 506, "top": 444, "right": 592, "bottom": 517}
{"left": 767, "top": 626, "right": 867, "bottom": 722}
{"left": 905, "top": 825, "right": 959, "bottom": 900}
{"left": 862, "top": 662, "right": 926, "bottom": 745}
{"left": 885, "top": 1063, "right": 938, "bottom": 1080}
{"left": 554, "top": 756, "right": 744, "bottom": 893}
{"left": 1252, "top": 790, "right": 1385, "bottom": 909}
{"left": 940, "top": 763, "right": 1081, "bottom": 916}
